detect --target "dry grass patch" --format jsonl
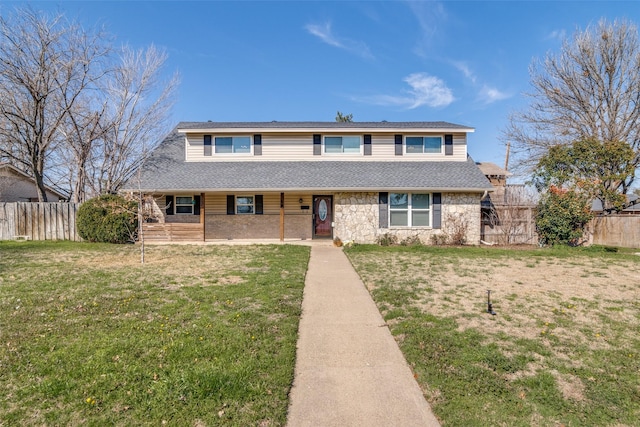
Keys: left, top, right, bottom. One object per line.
{"left": 346, "top": 245, "right": 640, "bottom": 426}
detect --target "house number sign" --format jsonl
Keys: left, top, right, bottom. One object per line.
{"left": 318, "top": 200, "right": 328, "bottom": 221}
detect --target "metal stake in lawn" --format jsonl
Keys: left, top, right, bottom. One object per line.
{"left": 487, "top": 290, "right": 496, "bottom": 315}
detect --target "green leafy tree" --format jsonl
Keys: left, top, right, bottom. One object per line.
{"left": 535, "top": 186, "right": 593, "bottom": 246}
{"left": 532, "top": 138, "right": 636, "bottom": 212}
{"left": 335, "top": 111, "right": 353, "bottom": 122}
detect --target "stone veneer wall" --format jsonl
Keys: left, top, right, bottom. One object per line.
{"left": 205, "top": 213, "right": 312, "bottom": 240}
{"left": 334, "top": 192, "right": 482, "bottom": 244}
{"left": 334, "top": 192, "right": 379, "bottom": 243}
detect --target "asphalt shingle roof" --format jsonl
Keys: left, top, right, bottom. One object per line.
{"left": 123, "top": 127, "right": 492, "bottom": 193}
{"left": 177, "top": 120, "right": 473, "bottom": 131}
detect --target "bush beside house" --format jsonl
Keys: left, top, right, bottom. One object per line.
{"left": 77, "top": 195, "right": 138, "bottom": 243}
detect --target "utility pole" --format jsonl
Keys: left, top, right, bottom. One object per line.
{"left": 504, "top": 141, "right": 511, "bottom": 173}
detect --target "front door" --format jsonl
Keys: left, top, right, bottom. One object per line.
{"left": 313, "top": 195, "right": 333, "bottom": 238}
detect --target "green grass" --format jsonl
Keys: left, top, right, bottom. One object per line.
{"left": 345, "top": 244, "right": 640, "bottom": 427}
{"left": 0, "top": 241, "right": 310, "bottom": 426}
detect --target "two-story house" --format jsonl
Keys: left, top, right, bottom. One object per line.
{"left": 122, "top": 121, "right": 492, "bottom": 243}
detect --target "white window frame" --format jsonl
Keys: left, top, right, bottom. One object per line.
{"left": 175, "top": 195, "right": 194, "bottom": 215}
{"left": 388, "top": 193, "right": 432, "bottom": 227}
{"left": 405, "top": 135, "right": 443, "bottom": 154}
{"left": 236, "top": 195, "right": 255, "bottom": 214}
{"left": 323, "top": 135, "right": 362, "bottom": 154}
{"left": 214, "top": 135, "right": 253, "bottom": 155}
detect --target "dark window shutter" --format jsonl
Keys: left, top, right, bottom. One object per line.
{"left": 394, "top": 134, "right": 403, "bottom": 156}
{"left": 364, "top": 134, "right": 372, "bottom": 156}
{"left": 444, "top": 134, "right": 453, "bottom": 156}
{"left": 433, "top": 192, "right": 442, "bottom": 229}
{"left": 255, "top": 195, "right": 263, "bottom": 214}
{"left": 204, "top": 135, "right": 212, "bottom": 156}
{"left": 254, "top": 134, "right": 262, "bottom": 156}
{"left": 193, "top": 195, "right": 201, "bottom": 215}
{"left": 313, "top": 134, "right": 321, "bottom": 155}
{"left": 165, "top": 195, "right": 174, "bottom": 216}
{"left": 226, "top": 195, "right": 235, "bottom": 215}
{"left": 379, "top": 192, "right": 388, "bottom": 228}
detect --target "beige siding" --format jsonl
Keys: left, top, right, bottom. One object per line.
{"left": 184, "top": 132, "right": 468, "bottom": 162}
{"left": 205, "top": 193, "right": 227, "bottom": 214}
{"left": 261, "top": 135, "right": 314, "bottom": 159}
{"left": 203, "top": 192, "right": 313, "bottom": 215}
{"left": 185, "top": 133, "right": 204, "bottom": 160}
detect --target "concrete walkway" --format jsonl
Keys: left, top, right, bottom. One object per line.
{"left": 287, "top": 245, "right": 440, "bottom": 427}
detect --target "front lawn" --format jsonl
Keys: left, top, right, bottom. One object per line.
{"left": 345, "top": 245, "right": 640, "bottom": 427}
{"left": 0, "top": 241, "right": 310, "bottom": 426}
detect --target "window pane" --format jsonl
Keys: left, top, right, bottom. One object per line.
{"left": 215, "top": 137, "right": 232, "bottom": 153}
{"left": 237, "top": 205, "right": 254, "bottom": 214}
{"left": 237, "top": 196, "right": 253, "bottom": 205}
{"left": 176, "top": 206, "right": 192, "bottom": 214}
{"left": 343, "top": 136, "right": 360, "bottom": 153}
{"left": 176, "top": 197, "right": 192, "bottom": 204}
{"left": 233, "top": 137, "right": 251, "bottom": 153}
{"left": 424, "top": 136, "right": 442, "bottom": 153}
{"left": 406, "top": 137, "right": 423, "bottom": 153}
{"left": 412, "top": 194, "right": 430, "bottom": 209}
{"left": 390, "top": 211, "right": 408, "bottom": 226}
{"left": 325, "top": 137, "right": 342, "bottom": 153}
{"left": 412, "top": 211, "right": 430, "bottom": 226}
{"left": 390, "top": 193, "right": 408, "bottom": 208}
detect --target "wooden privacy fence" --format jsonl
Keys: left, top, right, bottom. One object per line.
{"left": 0, "top": 202, "right": 81, "bottom": 241}
{"left": 590, "top": 215, "right": 640, "bottom": 249}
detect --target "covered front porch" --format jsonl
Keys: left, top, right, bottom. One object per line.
{"left": 140, "top": 192, "right": 334, "bottom": 243}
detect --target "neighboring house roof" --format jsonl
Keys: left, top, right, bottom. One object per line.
{"left": 124, "top": 127, "right": 492, "bottom": 193}
{"left": 476, "top": 162, "right": 511, "bottom": 177}
{"left": 592, "top": 194, "right": 640, "bottom": 213}
{"left": 177, "top": 120, "right": 475, "bottom": 133}
{"left": 0, "top": 163, "right": 67, "bottom": 201}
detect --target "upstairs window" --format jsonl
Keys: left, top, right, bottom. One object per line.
{"left": 406, "top": 136, "right": 442, "bottom": 154}
{"left": 215, "top": 136, "right": 251, "bottom": 154}
{"left": 324, "top": 136, "right": 361, "bottom": 154}
{"left": 389, "top": 193, "right": 431, "bottom": 227}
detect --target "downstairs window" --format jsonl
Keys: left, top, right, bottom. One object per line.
{"left": 389, "top": 193, "right": 431, "bottom": 227}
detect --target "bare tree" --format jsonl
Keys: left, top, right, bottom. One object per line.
{"left": 0, "top": 8, "right": 108, "bottom": 201}
{"left": 504, "top": 19, "right": 640, "bottom": 193}
{"left": 94, "top": 45, "right": 178, "bottom": 195}
{"left": 59, "top": 98, "right": 109, "bottom": 202}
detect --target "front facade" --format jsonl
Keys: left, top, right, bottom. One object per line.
{"left": 123, "top": 121, "right": 492, "bottom": 244}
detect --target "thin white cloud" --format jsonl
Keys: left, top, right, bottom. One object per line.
{"left": 305, "top": 21, "right": 374, "bottom": 59}
{"left": 406, "top": 1, "right": 447, "bottom": 57}
{"left": 353, "top": 72, "right": 454, "bottom": 109}
{"left": 546, "top": 29, "right": 567, "bottom": 41}
{"left": 450, "top": 59, "right": 511, "bottom": 104}
{"left": 479, "top": 85, "right": 511, "bottom": 104}
{"left": 452, "top": 60, "right": 476, "bottom": 84}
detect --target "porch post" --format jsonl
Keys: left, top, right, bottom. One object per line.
{"left": 280, "top": 192, "right": 285, "bottom": 241}
{"left": 201, "top": 193, "right": 205, "bottom": 241}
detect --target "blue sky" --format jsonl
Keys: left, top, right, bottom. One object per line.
{"left": 4, "top": 1, "right": 640, "bottom": 167}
